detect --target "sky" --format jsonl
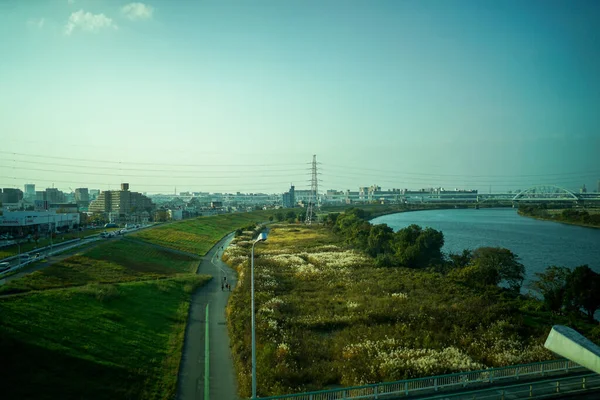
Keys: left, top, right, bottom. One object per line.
{"left": 1, "top": 0, "right": 599, "bottom": 195}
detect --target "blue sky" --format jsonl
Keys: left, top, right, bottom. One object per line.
{"left": 1, "top": 0, "right": 599, "bottom": 194}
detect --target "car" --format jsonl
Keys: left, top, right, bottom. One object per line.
{"left": 19, "top": 254, "right": 31, "bottom": 261}
{"left": 0, "top": 262, "right": 11, "bottom": 272}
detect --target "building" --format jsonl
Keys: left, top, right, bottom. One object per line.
{"left": 24, "top": 184, "right": 35, "bottom": 201}
{"left": 597, "top": 180, "right": 600, "bottom": 193}
{"left": 74, "top": 188, "right": 90, "bottom": 206}
{"left": 2, "top": 188, "right": 24, "bottom": 204}
{"left": 45, "top": 188, "right": 65, "bottom": 204}
{"left": 89, "top": 189, "right": 100, "bottom": 200}
{"left": 282, "top": 185, "right": 296, "bottom": 208}
{"left": 88, "top": 183, "right": 153, "bottom": 219}
{"left": 167, "top": 209, "right": 183, "bottom": 221}
{"left": 0, "top": 210, "right": 80, "bottom": 235}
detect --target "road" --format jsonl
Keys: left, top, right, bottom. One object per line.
{"left": 177, "top": 232, "right": 238, "bottom": 400}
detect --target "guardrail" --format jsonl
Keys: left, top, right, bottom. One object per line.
{"left": 261, "top": 359, "right": 585, "bottom": 400}
{"left": 420, "top": 373, "right": 600, "bottom": 399}
{"left": 0, "top": 238, "right": 103, "bottom": 277}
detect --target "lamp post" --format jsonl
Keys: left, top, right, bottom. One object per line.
{"left": 251, "top": 231, "right": 267, "bottom": 399}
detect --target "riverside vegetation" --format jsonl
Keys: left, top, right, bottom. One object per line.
{"left": 0, "top": 210, "right": 277, "bottom": 399}
{"left": 224, "top": 208, "right": 600, "bottom": 398}
{"left": 519, "top": 204, "right": 600, "bottom": 228}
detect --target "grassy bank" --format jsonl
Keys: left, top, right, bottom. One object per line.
{"left": 518, "top": 207, "right": 600, "bottom": 229}
{"left": 0, "top": 228, "right": 120, "bottom": 259}
{"left": 0, "top": 239, "right": 199, "bottom": 295}
{"left": 130, "top": 210, "right": 275, "bottom": 255}
{"left": 224, "top": 224, "right": 600, "bottom": 397}
{"left": 0, "top": 275, "right": 210, "bottom": 400}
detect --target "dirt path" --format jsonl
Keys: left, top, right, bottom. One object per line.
{"left": 177, "top": 232, "right": 239, "bottom": 400}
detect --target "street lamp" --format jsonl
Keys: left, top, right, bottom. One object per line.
{"left": 251, "top": 231, "right": 267, "bottom": 399}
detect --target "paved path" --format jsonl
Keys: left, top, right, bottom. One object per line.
{"left": 177, "top": 232, "right": 238, "bottom": 400}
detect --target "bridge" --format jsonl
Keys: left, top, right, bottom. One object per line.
{"left": 479, "top": 185, "right": 600, "bottom": 204}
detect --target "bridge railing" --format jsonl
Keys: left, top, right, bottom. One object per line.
{"left": 260, "top": 359, "right": 585, "bottom": 400}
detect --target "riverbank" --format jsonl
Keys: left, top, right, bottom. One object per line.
{"left": 517, "top": 210, "right": 600, "bottom": 230}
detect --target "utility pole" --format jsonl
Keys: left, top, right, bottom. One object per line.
{"left": 305, "top": 155, "right": 319, "bottom": 225}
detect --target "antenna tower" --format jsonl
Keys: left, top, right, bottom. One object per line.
{"left": 305, "top": 154, "right": 319, "bottom": 225}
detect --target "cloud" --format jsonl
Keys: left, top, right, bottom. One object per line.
{"left": 121, "top": 2, "right": 154, "bottom": 20}
{"left": 67, "top": 0, "right": 75, "bottom": 4}
{"left": 65, "top": 10, "right": 117, "bottom": 35}
{"left": 27, "top": 18, "right": 45, "bottom": 28}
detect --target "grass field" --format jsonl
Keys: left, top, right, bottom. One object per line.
{"left": 0, "top": 239, "right": 199, "bottom": 295}
{"left": 131, "top": 211, "right": 275, "bottom": 255}
{"left": 225, "top": 224, "right": 600, "bottom": 397}
{"left": 0, "top": 275, "right": 210, "bottom": 400}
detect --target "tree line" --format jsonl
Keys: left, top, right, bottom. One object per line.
{"left": 324, "top": 208, "right": 599, "bottom": 321}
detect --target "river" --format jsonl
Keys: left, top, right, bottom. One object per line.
{"left": 371, "top": 208, "right": 600, "bottom": 282}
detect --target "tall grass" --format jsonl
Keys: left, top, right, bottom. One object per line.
{"left": 224, "top": 224, "right": 600, "bottom": 397}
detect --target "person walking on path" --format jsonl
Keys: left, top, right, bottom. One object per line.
{"left": 221, "top": 282, "right": 224, "bottom": 291}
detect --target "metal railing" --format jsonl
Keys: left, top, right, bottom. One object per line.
{"left": 420, "top": 373, "right": 600, "bottom": 399}
{"left": 260, "top": 359, "right": 585, "bottom": 400}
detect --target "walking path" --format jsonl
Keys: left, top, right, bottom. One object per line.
{"left": 177, "top": 232, "right": 238, "bottom": 400}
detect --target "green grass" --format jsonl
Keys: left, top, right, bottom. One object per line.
{"left": 0, "top": 239, "right": 198, "bottom": 295}
{"left": 0, "top": 275, "right": 210, "bottom": 400}
{"left": 131, "top": 210, "right": 275, "bottom": 255}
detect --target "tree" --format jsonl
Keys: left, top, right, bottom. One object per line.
{"left": 275, "top": 212, "right": 284, "bottom": 222}
{"left": 564, "top": 265, "right": 600, "bottom": 321}
{"left": 531, "top": 266, "right": 571, "bottom": 313}
{"left": 366, "top": 224, "right": 394, "bottom": 257}
{"left": 469, "top": 247, "right": 525, "bottom": 293}
{"left": 391, "top": 225, "right": 444, "bottom": 268}
{"left": 268, "top": 216, "right": 274, "bottom": 222}
{"left": 448, "top": 249, "right": 472, "bottom": 269}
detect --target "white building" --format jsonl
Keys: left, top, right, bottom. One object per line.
{"left": 0, "top": 211, "right": 80, "bottom": 233}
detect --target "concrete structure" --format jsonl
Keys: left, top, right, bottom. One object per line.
{"left": 24, "top": 184, "right": 35, "bottom": 201}
{"left": 0, "top": 210, "right": 80, "bottom": 234}
{"left": 45, "top": 188, "right": 65, "bottom": 204}
{"left": 2, "top": 188, "right": 23, "bottom": 204}
{"left": 282, "top": 185, "right": 296, "bottom": 208}
{"left": 88, "top": 184, "right": 153, "bottom": 220}
{"left": 545, "top": 325, "right": 600, "bottom": 374}
{"left": 74, "top": 188, "right": 89, "bottom": 203}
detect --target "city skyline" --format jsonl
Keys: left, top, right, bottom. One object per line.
{"left": 1, "top": 1, "right": 599, "bottom": 193}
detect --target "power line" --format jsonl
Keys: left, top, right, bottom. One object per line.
{"left": 322, "top": 163, "right": 600, "bottom": 179}
{"left": 0, "top": 151, "right": 309, "bottom": 168}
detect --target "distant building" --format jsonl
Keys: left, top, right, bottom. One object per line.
{"left": 89, "top": 189, "right": 100, "bottom": 200}
{"left": 282, "top": 185, "right": 296, "bottom": 208}
{"left": 210, "top": 201, "right": 223, "bottom": 209}
{"left": 597, "top": 180, "right": 600, "bottom": 193}
{"left": 2, "top": 188, "right": 24, "bottom": 204}
{"left": 88, "top": 184, "right": 153, "bottom": 217}
{"left": 167, "top": 209, "right": 183, "bottom": 221}
{"left": 45, "top": 188, "right": 65, "bottom": 204}
{"left": 24, "top": 184, "right": 35, "bottom": 200}
{"left": 74, "top": 188, "right": 89, "bottom": 203}
{"left": 580, "top": 184, "right": 587, "bottom": 194}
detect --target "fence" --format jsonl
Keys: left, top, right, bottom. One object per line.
{"left": 261, "top": 359, "right": 585, "bottom": 400}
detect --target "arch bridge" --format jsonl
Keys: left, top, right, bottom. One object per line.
{"left": 512, "top": 185, "right": 579, "bottom": 202}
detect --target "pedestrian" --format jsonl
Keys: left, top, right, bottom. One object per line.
{"left": 228, "top": 283, "right": 231, "bottom": 292}
{"left": 221, "top": 282, "right": 224, "bottom": 291}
